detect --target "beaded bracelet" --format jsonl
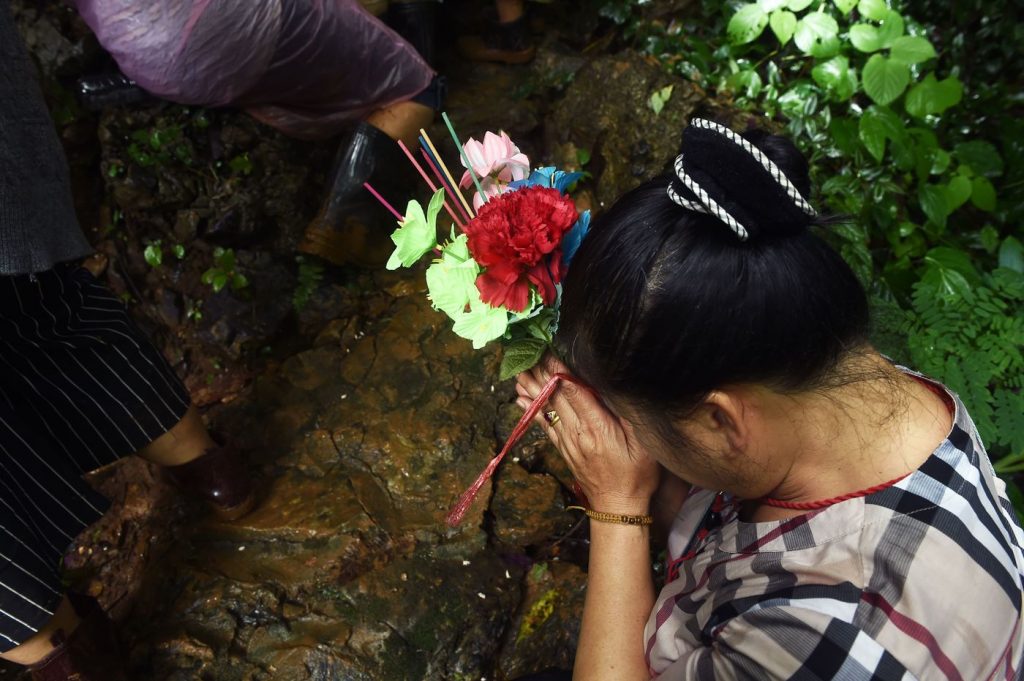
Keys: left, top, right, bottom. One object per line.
{"left": 567, "top": 505, "right": 653, "bottom": 526}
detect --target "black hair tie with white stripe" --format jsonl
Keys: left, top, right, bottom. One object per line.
{"left": 666, "top": 118, "right": 817, "bottom": 241}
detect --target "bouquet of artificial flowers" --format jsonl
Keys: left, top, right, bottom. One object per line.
{"left": 368, "top": 118, "right": 590, "bottom": 381}
{"left": 363, "top": 115, "right": 591, "bottom": 524}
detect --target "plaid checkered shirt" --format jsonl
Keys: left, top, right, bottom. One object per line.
{"left": 644, "top": 376, "right": 1024, "bottom": 680}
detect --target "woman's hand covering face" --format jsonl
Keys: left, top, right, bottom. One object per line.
{"left": 515, "top": 355, "right": 660, "bottom": 513}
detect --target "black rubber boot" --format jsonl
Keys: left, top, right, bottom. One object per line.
{"left": 75, "top": 72, "right": 152, "bottom": 111}
{"left": 298, "top": 122, "right": 415, "bottom": 267}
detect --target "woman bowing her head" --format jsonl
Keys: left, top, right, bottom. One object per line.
{"left": 516, "top": 120, "right": 1024, "bottom": 680}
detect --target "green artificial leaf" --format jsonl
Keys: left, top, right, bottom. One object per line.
{"left": 499, "top": 338, "right": 549, "bottom": 381}
{"left": 769, "top": 9, "right": 798, "bottom": 44}
{"left": 649, "top": 84, "right": 674, "bottom": 114}
{"left": 862, "top": 54, "right": 909, "bottom": 105}
{"left": 812, "top": 55, "right": 858, "bottom": 100}
{"left": 833, "top": 0, "right": 857, "bottom": 14}
{"left": 425, "top": 234, "right": 480, "bottom": 319}
{"left": 786, "top": 0, "right": 814, "bottom": 10}
{"left": 794, "top": 13, "right": 840, "bottom": 57}
{"left": 386, "top": 189, "right": 444, "bottom": 270}
{"left": 451, "top": 298, "right": 509, "bottom": 350}
{"left": 875, "top": 10, "right": 904, "bottom": 48}
{"left": 143, "top": 243, "right": 162, "bottom": 267}
{"left": 944, "top": 175, "right": 972, "bottom": 212}
{"left": 971, "top": 177, "right": 997, "bottom": 211}
{"left": 904, "top": 74, "right": 963, "bottom": 118}
{"left": 954, "top": 141, "right": 1004, "bottom": 178}
{"left": 999, "top": 236, "right": 1024, "bottom": 274}
{"left": 918, "top": 183, "right": 950, "bottom": 227}
{"left": 858, "top": 105, "right": 905, "bottom": 162}
{"left": 858, "top": 0, "right": 888, "bottom": 21}
{"left": 728, "top": 4, "right": 769, "bottom": 44}
{"left": 889, "top": 35, "right": 936, "bottom": 64}
{"left": 849, "top": 23, "right": 882, "bottom": 52}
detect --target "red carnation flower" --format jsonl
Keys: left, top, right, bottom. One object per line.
{"left": 462, "top": 186, "right": 578, "bottom": 313}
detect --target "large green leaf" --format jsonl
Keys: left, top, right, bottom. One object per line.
{"left": 858, "top": 105, "right": 905, "bottom": 162}
{"left": 499, "top": 338, "right": 548, "bottom": 381}
{"left": 889, "top": 35, "right": 936, "bottom": 64}
{"left": 954, "top": 141, "right": 1004, "bottom": 178}
{"left": 999, "top": 237, "right": 1024, "bottom": 274}
{"left": 858, "top": 0, "right": 888, "bottom": 20}
{"left": 833, "top": 0, "right": 857, "bottom": 14}
{"left": 849, "top": 23, "right": 882, "bottom": 52}
{"left": 769, "top": 9, "right": 798, "bottom": 44}
{"left": 862, "top": 53, "right": 909, "bottom": 105}
{"left": 786, "top": 0, "right": 814, "bottom": 10}
{"left": 971, "top": 177, "right": 997, "bottom": 211}
{"left": 918, "top": 183, "right": 950, "bottom": 227}
{"left": 794, "top": 12, "right": 840, "bottom": 57}
{"left": 811, "top": 55, "right": 858, "bottom": 100}
{"left": 945, "top": 175, "right": 972, "bottom": 212}
{"left": 728, "top": 4, "right": 769, "bottom": 44}
{"left": 875, "top": 10, "right": 905, "bottom": 48}
{"left": 904, "top": 74, "right": 963, "bottom": 118}
{"left": 757, "top": 0, "right": 788, "bottom": 10}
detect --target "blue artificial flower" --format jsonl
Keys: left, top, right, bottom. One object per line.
{"left": 508, "top": 167, "right": 584, "bottom": 195}
{"left": 561, "top": 210, "right": 591, "bottom": 268}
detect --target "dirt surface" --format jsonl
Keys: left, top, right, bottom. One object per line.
{"left": 3, "top": 1, "right": 713, "bottom": 678}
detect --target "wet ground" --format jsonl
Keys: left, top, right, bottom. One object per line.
{"left": 5, "top": 1, "right": 712, "bottom": 678}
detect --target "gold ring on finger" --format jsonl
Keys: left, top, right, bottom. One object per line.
{"left": 544, "top": 410, "right": 560, "bottom": 426}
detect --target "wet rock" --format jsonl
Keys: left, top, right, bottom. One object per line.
{"left": 491, "top": 464, "right": 570, "bottom": 549}
{"left": 497, "top": 561, "right": 587, "bottom": 679}
{"left": 548, "top": 51, "right": 705, "bottom": 208}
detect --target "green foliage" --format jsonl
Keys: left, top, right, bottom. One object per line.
{"left": 903, "top": 253, "right": 1024, "bottom": 454}
{"left": 201, "top": 247, "right": 249, "bottom": 293}
{"left": 649, "top": 84, "right": 675, "bottom": 114}
{"left": 602, "top": 0, "right": 1024, "bottom": 509}
{"left": 143, "top": 240, "right": 163, "bottom": 268}
{"left": 292, "top": 256, "right": 324, "bottom": 311}
{"left": 126, "top": 123, "right": 193, "bottom": 167}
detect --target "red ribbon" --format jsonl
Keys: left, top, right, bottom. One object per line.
{"left": 446, "top": 372, "right": 585, "bottom": 526}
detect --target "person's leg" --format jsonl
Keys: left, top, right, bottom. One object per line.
{"left": 135, "top": 404, "right": 215, "bottom": 467}
{"left": 459, "top": 0, "right": 535, "bottom": 64}
{"left": 0, "top": 597, "right": 78, "bottom": 666}
{"left": 497, "top": 0, "right": 525, "bottom": 22}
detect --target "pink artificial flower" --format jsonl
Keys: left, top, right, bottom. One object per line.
{"left": 460, "top": 131, "right": 530, "bottom": 189}
{"left": 472, "top": 177, "right": 504, "bottom": 211}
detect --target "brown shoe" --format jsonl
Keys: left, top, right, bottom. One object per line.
{"left": 28, "top": 602, "right": 126, "bottom": 681}
{"left": 166, "top": 445, "right": 255, "bottom": 520}
{"left": 458, "top": 16, "right": 536, "bottom": 65}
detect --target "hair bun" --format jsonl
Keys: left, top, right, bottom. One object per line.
{"left": 666, "top": 119, "right": 816, "bottom": 241}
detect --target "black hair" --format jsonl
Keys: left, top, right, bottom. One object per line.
{"left": 556, "top": 128, "right": 870, "bottom": 427}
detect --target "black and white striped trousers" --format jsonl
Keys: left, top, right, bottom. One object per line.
{"left": 0, "top": 264, "right": 190, "bottom": 651}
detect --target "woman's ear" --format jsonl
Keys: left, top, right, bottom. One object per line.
{"left": 691, "top": 390, "right": 751, "bottom": 455}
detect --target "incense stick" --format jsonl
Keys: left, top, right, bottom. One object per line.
{"left": 419, "top": 128, "right": 475, "bottom": 218}
{"left": 441, "top": 112, "right": 488, "bottom": 209}
{"left": 420, "top": 144, "right": 472, "bottom": 224}
{"left": 363, "top": 182, "right": 402, "bottom": 221}
{"left": 396, "top": 140, "right": 465, "bottom": 229}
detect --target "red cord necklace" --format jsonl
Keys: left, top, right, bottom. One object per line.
{"left": 758, "top": 472, "right": 910, "bottom": 511}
